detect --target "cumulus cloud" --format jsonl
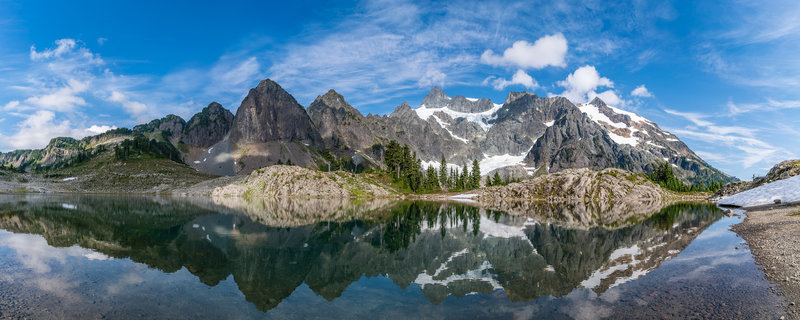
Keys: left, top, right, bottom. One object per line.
{"left": 481, "top": 33, "right": 568, "bottom": 69}
{"left": 2, "top": 110, "right": 114, "bottom": 150}
{"left": 631, "top": 85, "right": 653, "bottom": 97}
{"left": 29, "top": 39, "right": 77, "bottom": 60}
{"left": 485, "top": 69, "right": 538, "bottom": 90}
{"left": 23, "top": 79, "right": 89, "bottom": 112}
{"left": 556, "top": 65, "right": 617, "bottom": 104}
{"left": 588, "top": 90, "right": 622, "bottom": 106}
{"left": 108, "top": 91, "right": 148, "bottom": 115}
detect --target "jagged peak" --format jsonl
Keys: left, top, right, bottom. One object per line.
{"left": 206, "top": 101, "right": 223, "bottom": 109}
{"left": 389, "top": 101, "right": 414, "bottom": 117}
{"left": 421, "top": 86, "right": 450, "bottom": 107}
{"left": 588, "top": 97, "right": 607, "bottom": 108}
{"left": 504, "top": 91, "right": 538, "bottom": 104}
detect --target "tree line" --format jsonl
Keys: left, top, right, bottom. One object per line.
{"left": 113, "top": 136, "right": 183, "bottom": 163}
{"left": 383, "top": 140, "right": 481, "bottom": 193}
{"left": 647, "top": 161, "right": 723, "bottom": 192}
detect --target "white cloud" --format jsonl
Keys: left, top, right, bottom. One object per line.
{"left": 588, "top": 90, "right": 622, "bottom": 106}
{"left": 631, "top": 85, "right": 653, "bottom": 97}
{"left": 418, "top": 68, "right": 447, "bottom": 88}
{"left": 664, "top": 108, "right": 787, "bottom": 169}
{"left": 727, "top": 99, "right": 800, "bottom": 115}
{"left": 2, "top": 110, "right": 110, "bottom": 150}
{"left": 23, "top": 79, "right": 89, "bottom": 112}
{"left": 86, "top": 125, "right": 117, "bottom": 134}
{"left": 487, "top": 69, "right": 538, "bottom": 90}
{"left": 29, "top": 39, "right": 77, "bottom": 60}
{"left": 556, "top": 65, "right": 614, "bottom": 103}
{"left": 481, "top": 33, "right": 568, "bottom": 69}
{"left": 108, "top": 91, "right": 148, "bottom": 115}
{"left": 208, "top": 56, "right": 261, "bottom": 95}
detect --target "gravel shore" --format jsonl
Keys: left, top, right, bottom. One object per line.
{"left": 732, "top": 204, "right": 800, "bottom": 319}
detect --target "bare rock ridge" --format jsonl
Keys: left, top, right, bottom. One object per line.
{"left": 307, "top": 89, "right": 375, "bottom": 151}
{"left": 0, "top": 78, "right": 736, "bottom": 185}
{"left": 182, "top": 102, "right": 234, "bottom": 148}
{"left": 230, "top": 79, "right": 321, "bottom": 145}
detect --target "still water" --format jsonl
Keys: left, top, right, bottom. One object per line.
{"left": 0, "top": 195, "right": 785, "bottom": 319}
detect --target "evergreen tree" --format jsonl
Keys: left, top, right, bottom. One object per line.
{"left": 492, "top": 172, "right": 503, "bottom": 186}
{"left": 461, "top": 164, "right": 469, "bottom": 190}
{"left": 439, "top": 155, "right": 448, "bottom": 188}
{"left": 470, "top": 159, "right": 481, "bottom": 189}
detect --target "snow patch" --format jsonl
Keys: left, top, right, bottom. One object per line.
{"left": 61, "top": 177, "right": 77, "bottom": 182}
{"left": 646, "top": 141, "right": 665, "bottom": 149}
{"left": 414, "top": 103, "right": 503, "bottom": 131}
{"left": 719, "top": 175, "right": 800, "bottom": 207}
{"left": 61, "top": 203, "right": 77, "bottom": 210}
{"left": 479, "top": 146, "right": 533, "bottom": 175}
{"left": 578, "top": 103, "right": 641, "bottom": 146}
{"left": 544, "top": 120, "right": 555, "bottom": 127}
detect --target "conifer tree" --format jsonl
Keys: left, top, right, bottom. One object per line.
{"left": 439, "top": 155, "right": 448, "bottom": 188}
{"left": 471, "top": 159, "right": 481, "bottom": 189}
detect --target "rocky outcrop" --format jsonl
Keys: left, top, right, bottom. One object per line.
{"left": 476, "top": 168, "right": 664, "bottom": 201}
{"left": 181, "top": 102, "right": 234, "bottom": 148}
{"left": 134, "top": 114, "right": 186, "bottom": 140}
{"left": 212, "top": 165, "right": 394, "bottom": 198}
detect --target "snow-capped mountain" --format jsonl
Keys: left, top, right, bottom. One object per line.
{"left": 0, "top": 79, "right": 736, "bottom": 184}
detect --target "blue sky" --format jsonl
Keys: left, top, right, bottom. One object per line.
{"left": 1, "top": 0, "right": 799, "bottom": 179}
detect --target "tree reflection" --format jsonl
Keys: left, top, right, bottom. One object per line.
{"left": 0, "top": 195, "right": 721, "bottom": 311}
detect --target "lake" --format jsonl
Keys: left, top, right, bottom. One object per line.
{"left": 0, "top": 194, "right": 785, "bottom": 319}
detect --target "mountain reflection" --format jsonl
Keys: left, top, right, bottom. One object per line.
{"left": 0, "top": 195, "right": 721, "bottom": 311}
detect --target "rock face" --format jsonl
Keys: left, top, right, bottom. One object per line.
{"left": 182, "top": 102, "right": 234, "bottom": 148}
{"left": 134, "top": 114, "right": 186, "bottom": 142}
{"left": 307, "top": 90, "right": 376, "bottom": 151}
{"left": 230, "top": 79, "right": 321, "bottom": 145}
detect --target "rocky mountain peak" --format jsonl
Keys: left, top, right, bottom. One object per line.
{"left": 588, "top": 97, "right": 607, "bottom": 108}
{"left": 505, "top": 91, "right": 538, "bottom": 105}
{"left": 421, "top": 87, "right": 495, "bottom": 113}
{"left": 421, "top": 86, "right": 450, "bottom": 107}
{"left": 310, "top": 89, "right": 362, "bottom": 116}
{"left": 182, "top": 102, "right": 235, "bottom": 148}
{"left": 390, "top": 102, "right": 414, "bottom": 117}
{"left": 133, "top": 114, "right": 186, "bottom": 136}
{"left": 230, "top": 78, "right": 321, "bottom": 145}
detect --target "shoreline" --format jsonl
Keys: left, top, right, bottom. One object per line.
{"left": 731, "top": 203, "right": 800, "bottom": 319}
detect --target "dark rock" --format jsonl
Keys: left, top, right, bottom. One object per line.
{"left": 230, "top": 79, "right": 321, "bottom": 146}
{"left": 182, "top": 102, "right": 234, "bottom": 148}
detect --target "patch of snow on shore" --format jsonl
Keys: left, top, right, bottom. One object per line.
{"left": 719, "top": 175, "right": 800, "bottom": 207}
{"left": 61, "top": 177, "right": 77, "bottom": 182}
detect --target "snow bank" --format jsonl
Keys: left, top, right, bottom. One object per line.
{"left": 718, "top": 175, "right": 800, "bottom": 207}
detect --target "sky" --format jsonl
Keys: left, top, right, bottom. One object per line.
{"left": 1, "top": 0, "right": 799, "bottom": 180}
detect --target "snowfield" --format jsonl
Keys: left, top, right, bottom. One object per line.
{"left": 718, "top": 175, "right": 800, "bottom": 207}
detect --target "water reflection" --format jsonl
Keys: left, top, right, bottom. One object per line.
{"left": 0, "top": 195, "right": 726, "bottom": 314}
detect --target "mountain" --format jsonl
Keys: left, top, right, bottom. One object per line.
{"left": 0, "top": 78, "right": 736, "bottom": 184}
{"left": 182, "top": 102, "right": 234, "bottom": 148}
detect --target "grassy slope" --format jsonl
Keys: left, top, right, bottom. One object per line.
{"left": 43, "top": 150, "right": 217, "bottom": 193}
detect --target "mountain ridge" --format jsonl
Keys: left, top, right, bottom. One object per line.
{"left": 0, "top": 78, "right": 737, "bottom": 184}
